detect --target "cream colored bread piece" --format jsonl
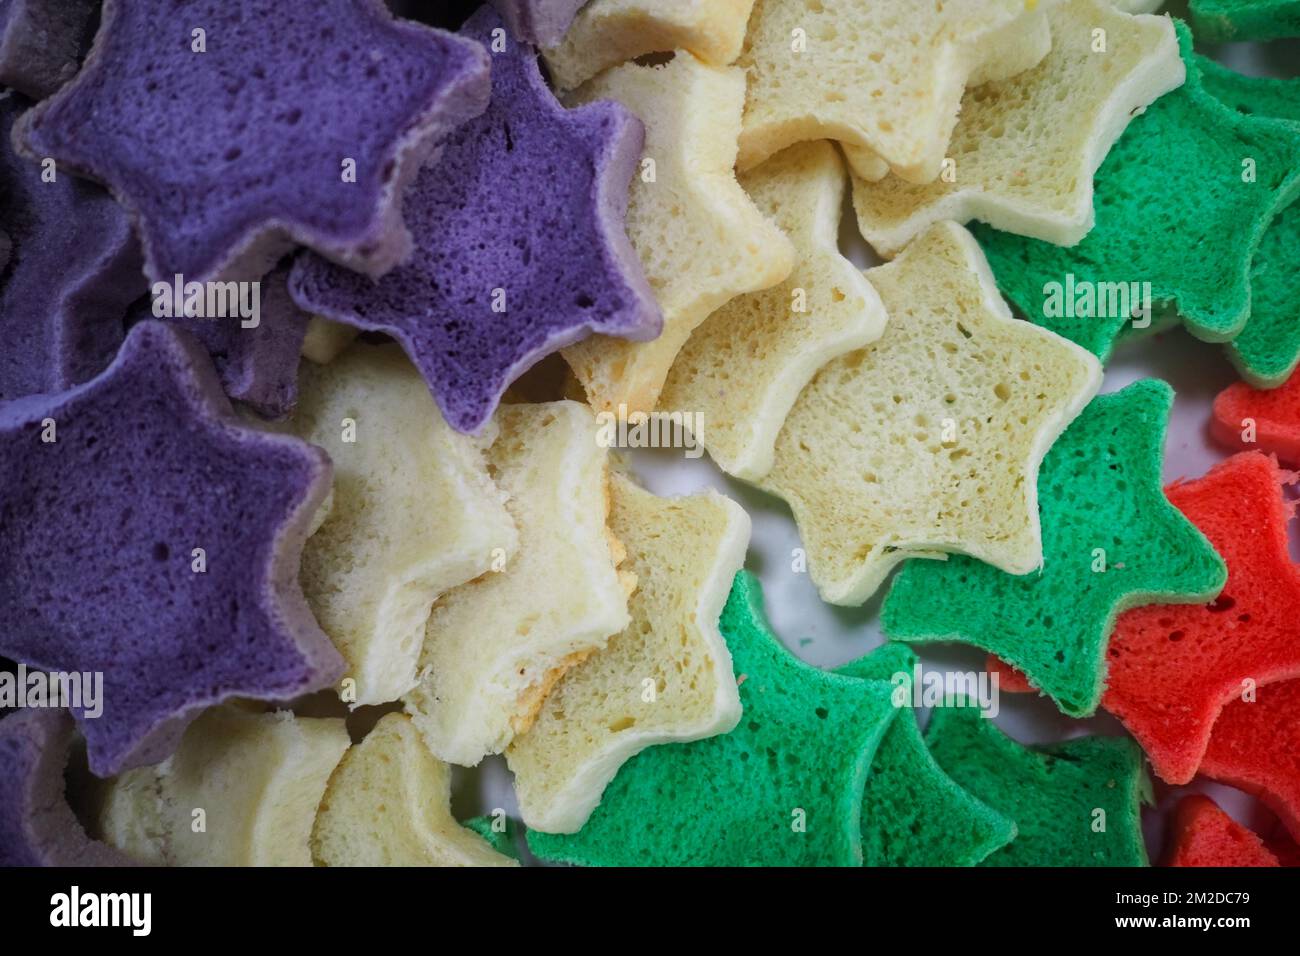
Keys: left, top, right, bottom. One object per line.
{"left": 301, "top": 316, "right": 359, "bottom": 364}
{"left": 660, "top": 141, "right": 887, "bottom": 481}
{"left": 291, "top": 344, "right": 517, "bottom": 706}
{"left": 561, "top": 52, "right": 795, "bottom": 415}
{"left": 543, "top": 0, "right": 757, "bottom": 91}
{"left": 851, "top": 0, "right": 1184, "bottom": 256}
{"left": 311, "top": 714, "right": 517, "bottom": 866}
{"left": 98, "top": 707, "right": 348, "bottom": 866}
{"left": 507, "top": 471, "right": 750, "bottom": 833}
{"left": 405, "top": 401, "right": 631, "bottom": 766}
{"left": 736, "top": 0, "right": 1060, "bottom": 183}
{"left": 757, "top": 221, "right": 1103, "bottom": 606}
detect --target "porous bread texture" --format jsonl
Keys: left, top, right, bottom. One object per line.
{"left": 300, "top": 317, "right": 359, "bottom": 365}
{"left": 660, "top": 140, "right": 887, "bottom": 481}
{"left": 405, "top": 401, "right": 631, "bottom": 766}
{"left": 851, "top": 0, "right": 1184, "bottom": 256}
{"left": 757, "top": 220, "right": 1103, "bottom": 606}
{"left": 1190, "top": 0, "right": 1300, "bottom": 41}
{"left": 507, "top": 471, "right": 750, "bottom": 834}
{"left": 98, "top": 707, "right": 348, "bottom": 866}
{"left": 542, "top": 0, "right": 757, "bottom": 91}
{"left": 561, "top": 52, "right": 795, "bottom": 415}
{"left": 1166, "top": 795, "right": 1279, "bottom": 867}
{"left": 1212, "top": 371, "right": 1300, "bottom": 466}
{"left": 736, "top": 0, "right": 1059, "bottom": 183}
{"left": 290, "top": 344, "right": 517, "bottom": 706}
{"left": 311, "top": 714, "right": 517, "bottom": 867}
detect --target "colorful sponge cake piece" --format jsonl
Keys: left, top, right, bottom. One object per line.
{"left": 291, "top": 7, "right": 658, "bottom": 434}
{"left": 852, "top": 0, "right": 1184, "bottom": 257}
{"left": 0, "top": 322, "right": 344, "bottom": 777}
{"left": 660, "top": 141, "right": 887, "bottom": 481}
{"left": 1103, "top": 453, "right": 1300, "bottom": 784}
{"left": 1212, "top": 370, "right": 1300, "bottom": 465}
{"left": 1166, "top": 795, "right": 1279, "bottom": 867}
{"left": 542, "top": 0, "right": 757, "bottom": 91}
{"left": 529, "top": 572, "right": 899, "bottom": 866}
{"left": 291, "top": 344, "right": 517, "bottom": 707}
{"left": 836, "top": 644, "right": 1017, "bottom": 868}
{"left": 17, "top": 0, "right": 492, "bottom": 285}
{"left": 0, "top": 710, "right": 135, "bottom": 867}
{"left": 736, "top": 0, "right": 1056, "bottom": 182}
{"left": 884, "top": 381, "right": 1226, "bottom": 717}
{"left": 100, "top": 706, "right": 348, "bottom": 866}
{"left": 0, "top": 0, "right": 98, "bottom": 100}
{"left": 491, "top": 0, "right": 586, "bottom": 46}
{"left": 405, "top": 401, "right": 630, "bottom": 767}
{"left": 1190, "top": 0, "right": 1300, "bottom": 40}
{"left": 927, "top": 706, "right": 1150, "bottom": 866}
{"left": 311, "top": 714, "right": 517, "bottom": 867}
{"left": 0, "top": 92, "right": 145, "bottom": 403}
{"left": 975, "top": 22, "right": 1300, "bottom": 361}
{"left": 508, "top": 471, "right": 750, "bottom": 833}
{"left": 561, "top": 52, "right": 796, "bottom": 416}
{"left": 756, "top": 220, "right": 1102, "bottom": 606}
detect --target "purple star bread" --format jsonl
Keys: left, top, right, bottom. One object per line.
{"left": 490, "top": 0, "right": 585, "bottom": 46}
{"left": 290, "top": 7, "right": 659, "bottom": 433}
{"left": 15, "top": 0, "right": 491, "bottom": 286}
{"left": 0, "top": 92, "right": 145, "bottom": 403}
{"left": 0, "top": 322, "right": 344, "bottom": 777}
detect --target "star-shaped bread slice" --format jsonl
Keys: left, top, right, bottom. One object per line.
{"left": 16, "top": 0, "right": 491, "bottom": 285}
{"left": 0, "top": 709, "right": 135, "bottom": 867}
{"left": 290, "top": 8, "right": 659, "bottom": 434}
{"left": 852, "top": 0, "right": 1184, "bottom": 257}
{"left": 99, "top": 705, "right": 348, "bottom": 865}
{"left": 974, "top": 22, "right": 1300, "bottom": 361}
{"left": 1166, "top": 795, "right": 1280, "bottom": 867}
{"left": 311, "top": 714, "right": 518, "bottom": 866}
{"left": 0, "top": 322, "right": 345, "bottom": 777}
{"left": 1, "top": 93, "right": 145, "bottom": 402}
{"left": 736, "top": 0, "right": 1056, "bottom": 183}
{"left": 491, "top": 0, "right": 585, "bottom": 45}
{"left": 1190, "top": 0, "right": 1300, "bottom": 40}
{"left": 288, "top": 343, "right": 517, "bottom": 707}
{"left": 659, "top": 141, "right": 887, "bottom": 481}
{"left": 528, "top": 571, "right": 899, "bottom": 866}
{"left": 404, "top": 400, "right": 631, "bottom": 767}
{"left": 507, "top": 471, "right": 750, "bottom": 834}
{"left": 1212, "top": 369, "right": 1300, "bottom": 465}
{"left": 756, "top": 220, "right": 1102, "bottom": 606}
{"left": 836, "top": 644, "right": 1017, "bottom": 867}
{"left": 0, "top": 0, "right": 97, "bottom": 100}
{"left": 883, "top": 381, "right": 1227, "bottom": 717}
{"left": 1102, "top": 453, "right": 1300, "bottom": 784}
{"left": 925, "top": 706, "right": 1151, "bottom": 866}
{"left": 542, "top": 0, "right": 757, "bottom": 91}
{"left": 561, "top": 52, "right": 796, "bottom": 416}
{"left": 1200, "top": 678, "right": 1300, "bottom": 843}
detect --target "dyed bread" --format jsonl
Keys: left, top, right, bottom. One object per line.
{"left": 491, "top": 0, "right": 585, "bottom": 45}
{"left": 756, "top": 221, "right": 1101, "bottom": 605}
{"left": 291, "top": 344, "right": 517, "bottom": 706}
{"left": 405, "top": 401, "right": 630, "bottom": 766}
{"left": 542, "top": 0, "right": 757, "bottom": 91}
{"left": 562, "top": 52, "right": 795, "bottom": 415}
{"left": 660, "top": 141, "right": 887, "bottom": 480}
{"left": 99, "top": 706, "right": 348, "bottom": 866}
{"left": 1166, "top": 795, "right": 1279, "bottom": 867}
{"left": 736, "top": 0, "right": 1056, "bottom": 182}
{"left": 311, "top": 714, "right": 517, "bottom": 866}
{"left": 508, "top": 471, "right": 750, "bottom": 833}
{"left": 852, "top": 0, "right": 1184, "bottom": 256}
{"left": 1190, "top": 0, "right": 1300, "bottom": 40}
{"left": 1212, "top": 369, "right": 1300, "bottom": 465}
{"left": 0, "top": 0, "right": 97, "bottom": 100}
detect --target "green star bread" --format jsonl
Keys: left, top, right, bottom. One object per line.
{"left": 464, "top": 815, "right": 521, "bottom": 861}
{"left": 1190, "top": 0, "right": 1300, "bottom": 41}
{"left": 528, "top": 571, "right": 899, "bottom": 866}
{"left": 925, "top": 706, "right": 1152, "bottom": 867}
{"left": 836, "top": 643, "right": 1017, "bottom": 867}
{"left": 881, "top": 380, "right": 1226, "bottom": 717}
{"left": 973, "top": 22, "right": 1300, "bottom": 363}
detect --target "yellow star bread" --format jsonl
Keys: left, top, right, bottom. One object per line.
{"left": 736, "top": 0, "right": 1058, "bottom": 183}
{"left": 852, "top": 0, "right": 1184, "bottom": 257}
{"left": 561, "top": 52, "right": 795, "bottom": 415}
{"left": 660, "top": 140, "right": 887, "bottom": 480}
{"left": 507, "top": 471, "right": 749, "bottom": 833}
{"left": 543, "top": 0, "right": 758, "bottom": 91}
{"left": 756, "top": 221, "right": 1102, "bottom": 605}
